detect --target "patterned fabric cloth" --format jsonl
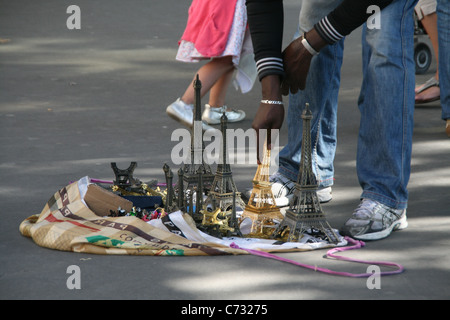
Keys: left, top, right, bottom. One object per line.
{"left": 19, "top": 177, "right": 241, "bottom": 256}
{"left": 19, "top": 177, "right": 345, "bottom": 255}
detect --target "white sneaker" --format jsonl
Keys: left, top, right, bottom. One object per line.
{"left": 243, "top": 172, "right": 332, "bottom": 207}
{"left": 166, "top": 98, "right": 214, "bottom": 131}
{"left": 202, "top": 104, "right": 246, "bottom": 124}
{"left": 269, "top": 172, "right": 332, "bottom": 207}
{"left": 270, "top": 172, "right": 296, "bottom": 207}
{"left": 340, "top": 199, "right": 408, "bottom": 240}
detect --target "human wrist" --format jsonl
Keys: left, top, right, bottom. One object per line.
{"left": 261, "top": 75, "right": 282, "bottom": 101}
{"left": 301, "top": 34, "right": 319, "bottom": 56}
{"left": 304, "top": 29, "right": 327, "bottom": 53}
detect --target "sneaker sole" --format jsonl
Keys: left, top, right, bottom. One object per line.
{"left": 166, "top": 107, "right": 193, "bottom": 128}
{"left": 202, "top": 114, "right": 246, "bottom": 125}
{"left": 352, "top": 214, "right": 408, "bottom": 241}
{"left": 203, "top": 118, "right": 221, "bottom": 125}
{"left": 227, "top": 114, "right": 246, "bottom": 123}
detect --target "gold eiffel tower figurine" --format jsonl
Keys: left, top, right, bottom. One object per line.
{"left": 241, "top": 143, "right": 283, "bottom": 238}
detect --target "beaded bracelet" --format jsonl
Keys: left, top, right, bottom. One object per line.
{"left": 261, "top": 100, "right": 284, "bottom": 105}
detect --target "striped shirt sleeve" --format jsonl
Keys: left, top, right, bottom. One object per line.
{"left": 246, "top": 0, "right": 285, "bottom": 81}
{"left": 255, "top": 57, "right": 284, "bottom": 81}
{"left": 246, "top": 0, "right": 394, "bottom": 80}
{"left": 315, "top": 16, "right": 345, "bottom": 44}
{"left": 314, "top": 0, "right": 393, "bottom": 44}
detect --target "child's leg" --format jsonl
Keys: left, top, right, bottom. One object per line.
{"left": 208, "top": 67, "right": 234, "bottom": 108}
{"left": 202, "top": 63, "right": 246, "bottom": 124}
{"left": 181, "top": 56, "right": 234, "bottom": 105}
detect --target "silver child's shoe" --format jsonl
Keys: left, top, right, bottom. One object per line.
{"left": 202, "top": 104, "right": 245, "bottom": 124}
{"left": 340, "top": 198, "right": 408, "bottom": 240}
{"left": 166, "top": 98, "right": 214, "bottom": 131}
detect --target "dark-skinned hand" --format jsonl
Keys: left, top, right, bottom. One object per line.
{"left": 252, "top": 29, "right": 327, "bottom": 163}
{"left": 281, "top": 28, "right": 327, "bottom": 95}
{"left": 252, "top": 75, "right": 285, "bottom": 164}
{"left": 281, "top": 36, "right": 313, "bottom": 95}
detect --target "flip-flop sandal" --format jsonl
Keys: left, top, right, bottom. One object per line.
{"left": 415, "top": 77, "right": 440, "bottom": 104}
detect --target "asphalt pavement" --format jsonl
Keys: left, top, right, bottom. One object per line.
{"left": 1, "top": 0, "right": 449, "bottom": 302}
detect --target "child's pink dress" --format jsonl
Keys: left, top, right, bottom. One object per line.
{"left": 176, "top": 0, "right": 248, "bottom": 67}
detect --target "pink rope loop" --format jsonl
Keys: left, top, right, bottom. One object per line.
{"left": 230, "top": 236, "right": 404, "bottom": 278}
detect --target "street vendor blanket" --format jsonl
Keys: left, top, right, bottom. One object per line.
{"left": 19, "top": 177, "right": 346, "bottom": 256}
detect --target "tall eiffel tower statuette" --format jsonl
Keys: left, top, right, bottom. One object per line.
{"left": 163, "top": 163, "right": 178, "bottom": 213}
{"left": 241, "top": 144, "right": 284, "bottom": 238}
{"left": 205, "top": 112, "right": 246, "bottom": 212}
{"left": 182, "top": 74, "right": 214, "bottom": 220}
{"left": 272, "top": 103, "right": 339, "bottom": 244}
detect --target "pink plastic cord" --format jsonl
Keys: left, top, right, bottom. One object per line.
{"left": 230, "top": 236, "right": 404, "bottom": 278}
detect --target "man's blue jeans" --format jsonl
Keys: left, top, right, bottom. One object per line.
{"left": 278, "top": 0, "right": 417, "bottom": 209}
{"left": 437, "top": 0, "right": 450, "bottom": 121}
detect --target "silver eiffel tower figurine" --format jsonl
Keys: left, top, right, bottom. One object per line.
{"left": 182, "top": 74, "right": 215, "bottom": 189}
{"left": 272, "top": 103, "right": 339, "bottom": 244}
{"left": 181, "top": 74, "right": 215, "bottom": 220}
{"left": 205, "top": 112, "right": 246, "bottom": 212}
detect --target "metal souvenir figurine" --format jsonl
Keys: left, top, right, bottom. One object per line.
{"left": 241, "top": 143, "right": 283, "bottom": 238}
{"left": 205, "top": 112, "right": 246, "bottom": 213}
{"left": 182, "top": 74, "right": 215, "bottom": 191}
{"left": 181, "top": 75, "right": 214, "bottom": 221}
{"left": 111, "top": 162, "right": 141, "bottom": 191}
{"left": 163, "top": 163, "right": 178, "bottom": 213}
{"left": 272, "top": 104, "right": 339, "bottom": 243}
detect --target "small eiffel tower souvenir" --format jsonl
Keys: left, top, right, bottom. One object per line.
{"left": 241, "top": 143, "right": 283, "bottom": 237}
{"left": 272, "top": 104, "right": 339, "bottom": 243}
